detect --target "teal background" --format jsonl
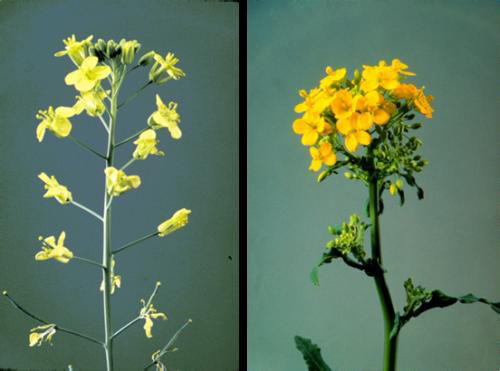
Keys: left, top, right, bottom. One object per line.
{"left": 0, "top": 0, "right": 238, "bottom": 370}
{"left": 248, "top": 1, "right": 499, "bottom": 370}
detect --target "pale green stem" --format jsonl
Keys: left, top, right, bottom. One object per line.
{"left": 97, "top": 114, "right": 110, "bottom": 133}
{"left": 68, "top": 135, "right": 107, "bottom": 160}
{"left": 111, "top": 316, "right": 141, "bottom": 340}
{"left": 120, "top": 158, "right": 136, "bottom": 171}
{"left": 112, "top": 231, "right": 159, "bottom": 255}
{"left": 2, "top": 292, "right": 103, "bottom": 346}
{"left": 115, "top": 127, "right": 149, "bottom": 148}
{"left": 71, "top": 200, "right": 104, "bottom": 222}
{"left": 72, "top": 255, "right": 104, "bottom": 269}
{"left": 117, "top": 80, "right": 152, "bottom": 110}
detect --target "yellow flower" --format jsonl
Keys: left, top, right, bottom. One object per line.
{"left": 120, "top": 39, "right": 141, "bottom": 64}
{"left": 139, "top": 300, "right": 167, "bottom": 338}
{"left": 104, "top": 167, "right": 141, "bottom": 196}
{"left": 133, "top": 129, "right": 165, "bottom": 160}
{"left": 319, "top": 66, "right": 347, "bottom": 89}
{"left": 65, "top": 56, "right": 111, "bottom": 92}
{"left": 292, "top": 111, "right": 333, "bottom": 146}
{"left": 389, "top": 183, "right": 397, "bottom": 196}
{"left": 294, "top": 88, "right": 323, "bottom": 114}
{"left": 390, "top": 59, "right": 415, "bottom": 76}
{"left": 414, "top": 90, "right": 434, "bottom": 119}
{"left": 148, "top": 95, "right": 182, "bottom": 139}
{"left": 36, "top": 106, "right": 77, "bottom": 142}
{"left": 35, "top": 231, "right": 73, "bottom": 264}
{"left": 54, "top": 35, "right": 93, "bottom": 65}
{"left": 157, "top": 208, "right": 192, "bottom": 237}
{"left": 391, "top": 83, "right": 418, "bottom": 100}
{"left": 38, "top": 172, "right": 73, "bottom": 204}
{"left": 29, "top": 324, "right": 56, "bottom": 347}
{"left": 360, "top": 63, "right": 400, "bottom": 92}
{"left": 309, "top": 141, "right": 337, "bottom": 172}
{"left": 100, "top": 258, "right": 121, "bottom": 294}
{"left": 336, "top": 112, "right": 372, "bottom": 153}
{"left": 149, "top": 52, "right": 185, "bottom": 83}
{"left": 73, "top": 88, "right": 108, "bottom": 117}
{"left": 330, "top": 89, "right": 356, "bottom": 119}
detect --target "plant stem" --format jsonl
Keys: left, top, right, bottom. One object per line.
{"left": 369, "top": 173, "right": 398, "bottom": 371}
{"left": 72, "top": 255, "right": 105, "bottom": 269}
{"left": 117, "top": 81, "right": 152, "bottom": 110}
{"left": 71, "top": 200, "right": 104, "bottom": 222}
{"left": 112, "top": 231, "right": 159, "bottom": 255}
{"left": 111, "top": 316, "right": 141, "bottom": 339}
{"left": 114, "top": 127, "right": 149, "bottom": 148}
{"left": 120, "top": 158, "right": 136, "bottom": 171}
{"left": 68, "top": 135, "right": 107, "bottom": 160}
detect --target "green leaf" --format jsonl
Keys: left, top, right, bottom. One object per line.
{"left": 310, "top": 266, "right": 320, "bottom": 287}
{"left": 458, "top": 294, "right": 480, "bottom": 304}
{"left": 294, "top": 335, "right": 332, "bottom": 371}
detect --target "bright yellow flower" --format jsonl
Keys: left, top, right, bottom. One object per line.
{"left": 148, "top": 95, "right": 182, "bottom": 139}
{"left": 309, "top": 141, "right": 336, "bottom": 172}
{"left": 294, "top": 88, "right": 322, "bottom": 113}
{"left": 104, "top": 167, "right": 141, "bottom": 196}
{"left": 319, "top": 66, "right": 347, "bottom": 89}
{"left": 360, "top": 64, "right": 400, "bottom": 92}
{"left": 73, "top": 88, "right": 108, "bottom": 117}
{"left": 29, "top": 324, "right": 56, "bottom": 347}
{"left": 391, "top": 83, "right": 418, "bottom": 100}
{"left": 336, "top": 112, "right": 372, "bottom": 153}
{"left": 36, "top": 106, "right": 76, "bottom": 142}
{"left": 133, "top": 129, "right": 165, "bottom": 160}
{"left": 157, "top": 208, "right": 192, "bottom": 237}
{"left": 330, "top": 89, "right": 356, "bottom": 119}
{"left": 65, "top": 56, "right": 111, "bottom": 92}
{"left": 292, "top": 111, "right": 333, "bottom": 146}
{"left": 54, "top": 35, "right": 93, "bottom": 65}
{"left": 35, "top": 231, "right": 73, "bottom": 264}
{"left": 38, "top": 172, "right": 73, "bottom": 204}
{"left": 414, "top": 90, "right": 434, "bottom": 119}
{"left": 100, "top": 258, "right": 121, "bottom": 294}
{"left": 139, "top": 299, "right": 167, "bottom": 338}
{"left": 390, "top": 59, "right": 415, "bottom": 76}
{"left": 149, "top": 52, "right": 185, "bottom": 83}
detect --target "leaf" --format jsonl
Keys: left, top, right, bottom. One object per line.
{"left": 310, "top": 266, "right": 320, "bottom": 287}
{"left": 294, "top": 335, "right": 332, "bottom": 371}
{"left": 411, "top": 290, "right": 458, "bottom": 318}
{"left": 458, "top": 294, "right": 480, "bottom": 304}
{"left": 490, "top": 302, "right": 500, "bottom": 314}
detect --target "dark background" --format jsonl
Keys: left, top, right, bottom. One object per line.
{"left": 0, "top": 0, "right": 239, "bottom": 370}
{"left": 248, "top": 0, "right": 499, "bottom": 370}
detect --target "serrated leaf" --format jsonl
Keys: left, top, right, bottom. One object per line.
{"left": 294, "top": 335, "right": 332, "bottom": 371}
{"left": 311, "top": 266, "right": 320, "bottom": 286}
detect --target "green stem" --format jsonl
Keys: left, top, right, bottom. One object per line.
{"left": 115, "top": 127, "right": 149, "bottom": 148}
{"left": 112, "top": 231, "right": 159, "bottom": 255}
{"left": 117, "top": 81, "right": 152, "bottom": 110}
{"left": 71, "top": 200, "right": 104, "bottom": 222}
{"left": 369, "top": 173, "right": 398, "bottom": 371}
{"left": 68, "top": 135, "right": 107, "bottom": 160}
{"left": 120, "top": 158, "right": 136, "bottom": 171}
{"left": 72, "top": 255, "right": 105, "bottom": 269}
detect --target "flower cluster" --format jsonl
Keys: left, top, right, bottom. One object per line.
{"left": 325, "top": 214, "right": 367, "bottom": 260}
{"left": 293, "top": 59, "right": 434, "bottom": 173}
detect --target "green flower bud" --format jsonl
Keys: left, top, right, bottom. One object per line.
{"left": 328, "top": 226, "right": 338, "bottom": 235}
{"left": 326, "top": 240, "right": 335, "bottom": 249}
{"left": 317, "top": 170, "right": 329, "bottom": 183}
{"left": 353, "top": 69, "right": 361, "bottom": 84}
{"left": 120, "top": 40, "right": 141, "bottom": 64}
{"left": 138, "top": 51, "right": 156, "bottom": 66}
{"left": 344, "top": 172, "right": 353, "bottom": 179}
{"left": 107, "top": 40, "right": 119, "bottom": 58}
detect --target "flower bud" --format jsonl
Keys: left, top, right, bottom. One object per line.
{"left": 138, "top": 51, "right": 156, "bottom": 66}
{"left": 317, "top": 170, "right": 329, "bottom": 183}
{"left": 344, "top": 172, "right": 353, "bottom": 179}
{"left": 353, "top": 69, "right": 361, "bottom": 84}
{"left": 328, "top": 225, "right": 338, "bottom": 235}
{"left": 120, "top": 40, "right": 141, "bottom": 64}
{"left": 106, "top": 40, "right": 118, "bottom": 58}
{"left": 326, "top": 240, "right": 335, "bottom": 249}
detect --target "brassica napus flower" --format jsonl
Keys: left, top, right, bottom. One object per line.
{"left": 149, "top": 52, "right": 185, "bottom": 83}
{"left": 104, "top": 167, "right": 141, "bottom": 196}
{"left": 309, "top": 141, "right": 337, "bottom": 172}
{"left": 293, "top": 111, "right": 333, "bottom": 146}
{"left": 157, "top": 208, "right": 192, "bottom": 237}
{"left": 73, "top": 88, "right": 108, "bottom": 117}
{"left": 414, "top": 90, "right": 434, "bottom": 119}
{"left": 65, "top": 56, "right": 111, "bottom": 92}
{"left": 336, "top": 112, "right": 372, "bottom": 153}
{"left": 35, "top": 231, "right": 73, "bottom": 263}
{"left": 29, "top": 324, "right": 56, "bottom": 347}
{"left": 133, "top": 129, "right": 165, "bottom": 160}
{"left": 54, "top": 35, "right": 93, "bottom": 65}
{"left": 360, "top": 64, "right": 400, "bottom": 92}
{"left": 38, "top": 172, "right": 73, "bottom": 204}
{"left": 148, "top": 95, "right": 182, "bottom": 139}
{"left": 330, "top": 89, "right": 357, "bottom": 119}
{"left": 319, "top": 66, "right": 347, "bottom": 89}
{"left": 36, "top": 106, "right": 77, "bottom": 142}
{"left": 139, "top": 297, "right": 167, "bottom": 338}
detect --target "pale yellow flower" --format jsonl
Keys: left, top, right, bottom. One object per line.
{"left": 73, "top": 88, "right": 108, "bottom": 117}
{"left": 133, "top": 129, "right": 165, "bottom": 160}
{"left": 149, "top": 52, "right": 185, "bottom": 83}
{"left": 157, "top": 208, "right": 192, "bottom": 237}
{"left": 35, "top": 231, "right": 73, "bottom": 264}
{"left": 54, "top": 35, "right": 93, "bottom": 65}
{"left": 38, "top": 172, "right": 73, "bottom": 204}
{"left": 104, "top": 167, "right": 141, "bottom": 196}
{"left": 36, "top": 106, "right": 77, "bottom": 142}
{"left": 148, "top": 95, "right": 182, "bottom": 139}
{"left": 139, "top": 300, "right": 167, "bottom": 338}
{"left": 29, "top": 324, "right": 56, "bottom": 347}
{"left": 100, "top": 258, "right": 121, "bottom": 294}
{"left": 65, "top": 56, "right": 111, "bottom": 92}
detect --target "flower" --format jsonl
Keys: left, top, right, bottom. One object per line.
{"left": 414, "top": 90, "right": 434, "bottom": 119}
{"left": 54, "top": 35, "right": 93, "bottom": 65}
{"left": 157, "top": 208, "right": 192, "bottom": 237}
{"left": 390, "top": 59, "right": 415, "bottom": 76}
{"left": 35, "top": 231, "right": 73, "bottom": 263}
{"left": 148, "top": 95, "right": 182, "bottom": 139}
{"left": 309, "top": 141, "right": 336, "bottom": 172}
{"left": 149, "top": 52, "right": 185, "bottom": 83}
{"left": 360, "top": 62, "right": 400, "bottom": 92}
{"left": 29, "top": 324, "right": 56, "bottom": 347}
{"left": 319, "top": 66, "right": 347, "bottom": 89}
{"left": 100, "top": 258, "right": 121, "bottom": 294}
{"left": 64, "top": 56, "right": 111, "bottom": 92}
{"left": 151, "top": 350, "right": 167, "bottom": 371}
{"left": 36, "top": 106, "right": 77, "bottom": 142}
{"left": 336, "top": 112, "right": 372, "bottom": 153}
{"left": 120, "top": 39, "right": 141, "bottom": 64}
{"left": 38, "top": 172, "right": 73, "bottom": 204}
{"left": 133, "top": 130, "right": 165, "bottom": 160}
{"left": 104, "top": 167, "right": 141, "bottom": 196}
{"left": 391, "top": 83, "right": 418, "bottom": 100}
{"left": 330, "top": 89, "right": 356, "bottom": 119}
{"left": 73, "top": 88, "right": 108, "bottom": 117}
{"left": 292, "top": 111, "right": 333, "bottom": 146}
{"left": 139, "top": 300, "right": 167, "bottom": 338}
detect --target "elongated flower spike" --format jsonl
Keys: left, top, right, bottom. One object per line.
{"left": 35, "top": 231, "right": 73, "bottom": 263}
{"left": 38, "top": 172, "right": 73, "bottom": 204}
{"left": 65, "top": 56, "right": 111, "bottom": 92}
{"left": 148, "top": 95, "right": 182, "bottom": 139}
{"left": 36, "top": 106, "right": 77, "bottom": 142}
{"left": 157, "top": 208, "right": 192, "bottom": 237}
{"left": 29, "top": 324, "right": 57, "bottom": 347}
{"left": 54, "top": 35, "right": 93, "bottom": 65}
{"left": 104, "top": 167, "right": 141, "bottom": 196}
{"left": 133, "top": 129, "right": 165, "bottom": 160}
